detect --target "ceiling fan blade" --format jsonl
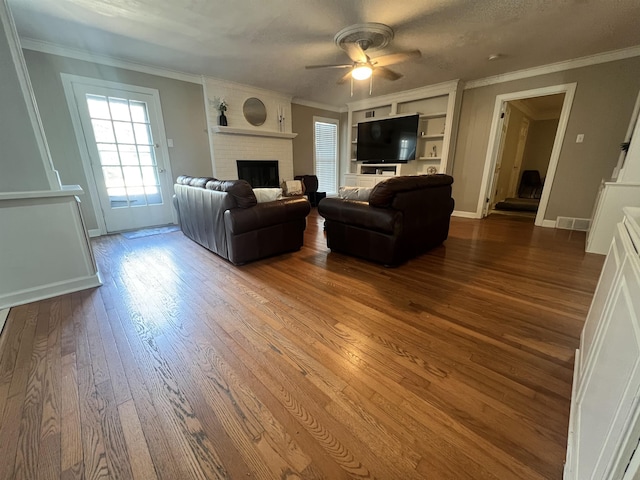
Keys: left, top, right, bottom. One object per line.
{"left": 343, "top": 42, "right": 368, "bottom": 63}
{"left": 374, "top": 66, "right": 403, "bottom": 81}
{"left": 305, "top": 64, "right": 353, "bottom": 69}
{"left": 336, "top": 70, "right": 353, "bottom": 85}
{"left": 372, "top": 50, "right": 421, "bottom": 67}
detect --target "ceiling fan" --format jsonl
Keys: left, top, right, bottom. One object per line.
{"left": 305, "top": 23, "right": 421, "bottom": 93}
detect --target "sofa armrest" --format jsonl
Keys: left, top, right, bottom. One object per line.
{"left": 225, "top": 197, "right": 311, "bottom": 235}
{"left": 318, "top": 197, "right": 401, "bottom": 235}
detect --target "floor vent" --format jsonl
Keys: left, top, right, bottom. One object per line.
{"left": 556, "top": 216, "right": 591, "bottom": 231}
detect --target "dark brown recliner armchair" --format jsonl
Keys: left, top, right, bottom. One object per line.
{"left": 318, "top": 174, "right": 454, "bottom": 266}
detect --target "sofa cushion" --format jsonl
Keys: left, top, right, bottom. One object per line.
{"left": 282, "top": 179, "right": 304, "bottom": 196}
{"left": 338, "top": 186, "right": 373, "bottom": 202}
{"left": 369, "top": 174, "right": 454, "bottom": 207}
{"left": 205, "top": 179, "right": 257, "bottom": 208}
{"left": 253, "top": 188, "right": 283, "bottom": 203}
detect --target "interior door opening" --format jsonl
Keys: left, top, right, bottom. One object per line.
{"left": 489, "top": 95, "right": 564, "bottom": 220}
{"left": 477, "top": 83, "right": 577, "bottom": 227}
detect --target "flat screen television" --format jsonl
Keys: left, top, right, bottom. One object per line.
{"left": 357, "top": 114, "right": 419, "bottom": 163}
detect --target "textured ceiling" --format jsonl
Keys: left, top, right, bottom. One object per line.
{"left": 8, "top": 0, "right": 640, "bottom": 107}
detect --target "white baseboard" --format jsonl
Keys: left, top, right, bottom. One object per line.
{"left": 88, "top": 228, "right": 102, "bottom": 237}
{"left": 0, "top": 273, "right": 103, "bottom": 310}
{"left": 452, "top": 210, "right": 481, "bottom": 219}
{"left": 540, "top": 219, "right": 558, "bottom": 228}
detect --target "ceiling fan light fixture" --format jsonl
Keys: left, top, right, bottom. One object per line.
{"left": 352, "top": 65, "right": 373, "bottom": 80}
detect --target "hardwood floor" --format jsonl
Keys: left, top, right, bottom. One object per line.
{"left": 0, "top": 210, "right": 604, "bottom": 479}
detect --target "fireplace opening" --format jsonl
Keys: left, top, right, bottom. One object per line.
{"left": 237, "top": 160, "right": 279, "bottom": 188}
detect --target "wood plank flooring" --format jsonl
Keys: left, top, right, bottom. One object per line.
{"left": 0, "top": 211, "right": 604, "bottom": 479}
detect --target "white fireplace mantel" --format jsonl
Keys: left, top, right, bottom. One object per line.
{"left": 210, "top": 125, "right": 298, "bottom": 139}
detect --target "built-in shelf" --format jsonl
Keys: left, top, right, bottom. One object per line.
{"left": 420, "top": 134, "right": 444, "bottom": 140}
{"left": 211, "top": 125, "right": 297, "bottom": 139}
{"left": 419, "top": 156, "right": 442, "bottom": 161}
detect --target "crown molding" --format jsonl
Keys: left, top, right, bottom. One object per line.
{"left": 19, "top": 37, "right": 203, "bottom": 85}
{"left": 292, "top": 98, "right": 346, "bottom": 113}
{"left": 465, "top": 45, "right": 640, "bottom": 90}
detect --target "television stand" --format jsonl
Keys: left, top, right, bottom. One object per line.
{"left": 344, "top": 163, "right": 417, "bottom": 187}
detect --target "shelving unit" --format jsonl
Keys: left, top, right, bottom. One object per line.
{"left": 344, "top": 81, "right": 461, "bottom": 186}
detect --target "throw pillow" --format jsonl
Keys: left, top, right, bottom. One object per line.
{"left": 253, "top": 188, "right": 283, "bottom": 203}
{"left": 338, "top": 186, "right": 373, "bottom": 202}
{"left": 282, "top": 179, "right": 304, "bottom": 196}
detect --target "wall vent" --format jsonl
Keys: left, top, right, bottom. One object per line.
{"left": 365, "top": 110, "right": 375, "bottom": 118}
{"left": 556, "top": 216, "right": 591, "bottom": 231}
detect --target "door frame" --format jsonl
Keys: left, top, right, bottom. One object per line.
{"left": 476, "top": 83, "right": 576, "bottom": 227}
{"left": 61, "top": 74, "right": 175, "bottom": 235}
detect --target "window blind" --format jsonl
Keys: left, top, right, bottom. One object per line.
{"left": 314, "top": 121, "right": 338, "bottom": 194}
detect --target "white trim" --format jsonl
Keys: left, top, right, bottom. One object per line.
{"left": 0, "top": 274, "right": 102, "bottom": 311}
{"left": 60, "top": 73, "right": 176, "bottom": 235}
{"left": 210, "top": 125, "right": 297, "bottom": 139}
{"left": 88, "top": 228, "right": 102, "bottom": 238}
{"left": 20, "top": 37, "right": 203, "bottom": 85}
{"left": 466, "top": 45, "right": 640, "bottom": 90}
{"left": 476, "top": 83, "right": 577, "bottom": 227}
{"left": 541, "top": 219, "right": 557, "bottom": 228}
{"left": 452, "top": 210, "right": 481, "bottom": 219}
{"left": 1, "top": 2, "right": 61, "bottom": 189}
{"left": 292, "top": 98, "right": 346, "bottom": 113}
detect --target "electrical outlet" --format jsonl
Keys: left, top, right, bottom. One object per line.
{"left": 576, "top": 134, "right": 584, "bottom": 143}
{"left": 167, "top": 138, "right": 174, "bottom": 148}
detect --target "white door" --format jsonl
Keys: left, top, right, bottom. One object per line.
{"left": 508, "top": 117, "right": 530, "bottom": 198}
{"left": 70, "top": 83, "right": 174, "bottom": 232}
{"left": 485, "top": 104, "right": 511, "bottom": 215}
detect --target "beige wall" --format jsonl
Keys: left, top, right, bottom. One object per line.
{"left": 291, "top": 103, "right": 341, "bottom": 176}
{"left": 22, "top": 50, "right": 211, "bottom": 230}
{"left": 521, "top": 118, "right": 559, "bottom": 179}
{"left": 452, "top": 56, "right": 640, "bottom": 219}
{"left": 0, "top": 24, "right": 50, "bottom": 192}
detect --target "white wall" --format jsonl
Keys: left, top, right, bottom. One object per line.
{"left": 203, "top": 77, "right": 295, "bottom": 182}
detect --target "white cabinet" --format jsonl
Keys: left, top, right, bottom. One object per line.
{"left": 587, "top": 90, "right": 640, "bottom": 254}
{"left": 566, "top": 207, "right": 640, "bottom": 479}
{"left": 343, "top": 80, "right": 461, "bottom": 186}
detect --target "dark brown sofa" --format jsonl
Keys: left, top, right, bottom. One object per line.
{"left": 318, "top": 174, "right": 455, "bottom": 266}
{"left": 174, "top": 176, "right": 311, "bottom": 265}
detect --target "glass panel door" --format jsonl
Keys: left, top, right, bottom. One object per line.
{"left": 70, "top": 83, "right": 174, "bottom": 232}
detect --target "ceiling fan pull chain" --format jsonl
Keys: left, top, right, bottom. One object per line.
{"left": 351, "top": 76, "right": 354, "bottom": 97}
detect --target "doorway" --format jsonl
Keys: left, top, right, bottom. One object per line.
{"left": 477, "top": 83, "right": 577, "bottom": 226}
{"left": 62, "top": 75, "right": 175, "bottom": 234}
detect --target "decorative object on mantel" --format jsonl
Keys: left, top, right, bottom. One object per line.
{"left": 212, "top": 97, "right": 228, "bottom": 126}
{"left": 243, "top": 97, "right": 267, "bottom": 126}
{"left": 277, "top": 105, "right": 285, "bottom": 132}
{"left": 427, "top": 166, "right": 438, "bottom": 175}
{"left": 431, "top": 145, "right": 437, "bottom": 157}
